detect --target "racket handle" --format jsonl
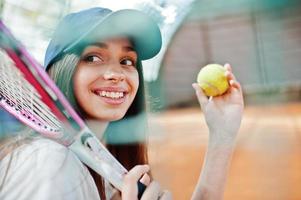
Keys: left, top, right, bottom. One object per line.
{"left": 137, "top": 181, "right": 146, "bottom": 199}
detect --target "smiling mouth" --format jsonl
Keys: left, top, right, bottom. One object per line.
{"left": 92, "top": 90, "right": 126, "bottom": 99}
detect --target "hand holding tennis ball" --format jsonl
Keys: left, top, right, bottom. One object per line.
{"left": 197, "top": 64, "right": 229, "bottom": 97}
{"left": 192, "top": 63, "right": 244, "bottom": 143}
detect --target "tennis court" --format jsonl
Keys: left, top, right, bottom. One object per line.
{"left": 149, "top": 102, "right": 301, "bottom": 200}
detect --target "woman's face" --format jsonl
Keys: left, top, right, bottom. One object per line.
{"left": 73, "top": 38, "right": 139, "bottom": 121}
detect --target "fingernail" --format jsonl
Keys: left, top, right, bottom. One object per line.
{"left": 140, "top": 174, "right": 150, "bottom": 185}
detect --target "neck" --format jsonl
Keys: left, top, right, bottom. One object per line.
{"left": 85, "top": 119, "right": 108, "bottom": 141}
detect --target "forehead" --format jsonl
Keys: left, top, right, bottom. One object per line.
{"left": 92, "top": 37, "right": 133, "bottom": 47}
{"left": 104, "top": 37, "right": 132, "bottom": 45}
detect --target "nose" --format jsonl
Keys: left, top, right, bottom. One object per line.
{"left": 103, "top": 64, "right": 125, "bottom": 82}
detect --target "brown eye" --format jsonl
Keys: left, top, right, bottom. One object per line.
{"left": 83, "top": 55, "right": 102, "bottom": 63}
{"left": 120, "top": 58, "right": 135, "bottom": 67}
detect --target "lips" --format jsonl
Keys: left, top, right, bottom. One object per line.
{"left": 91, "top": 87, "right": 128, "bottom": 105}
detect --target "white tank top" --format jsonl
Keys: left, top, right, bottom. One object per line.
{"left": 0, "top": 138, "right": 116, "bottom": 200}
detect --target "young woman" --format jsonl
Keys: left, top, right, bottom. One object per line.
{"left": 0, "top": 7, "right": 244, "bottom": 200}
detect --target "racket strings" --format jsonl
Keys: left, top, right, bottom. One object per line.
{"left": 0, "top": 49, "right": 61, "bottom": 133}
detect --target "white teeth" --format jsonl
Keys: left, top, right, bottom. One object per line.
{"left": 95, "top": 91, "right": 124, "bottom": 99}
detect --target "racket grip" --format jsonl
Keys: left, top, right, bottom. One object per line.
{"left": 137, "top": 181, "right": 146, "bottom": 199}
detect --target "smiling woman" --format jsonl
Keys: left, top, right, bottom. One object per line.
{"left": 0, "top": 6, "right": 244, "bottom": 200}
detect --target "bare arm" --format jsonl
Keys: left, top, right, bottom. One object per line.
{"left": 191, "top": 135, "right": 235, "bottom": 200}
{"left": 191, "top": 64, "right": 244, "bottom": 200}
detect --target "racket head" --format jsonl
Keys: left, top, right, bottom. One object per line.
{"left": 0, "top": 21, "right": 80, "bottom": 145}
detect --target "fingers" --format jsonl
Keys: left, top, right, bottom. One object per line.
{"left": 122, "top": 165, "right": 150, "bottom": 200}
{"left": 192, "top": 83, "right": 208, "bottom": 107}
{"left": 224, "top": 63, "right": 232, "bottom": 72}
{"left": 224, "top": 63, "right": 236, "bottom": 81}
{"left": 159, "top": 190, "right": 173, "bottom": 200}
{"left": 141, "top": 181, "right": 160, "bottom": 200}
{"left": 224, "top": 63, "right": 241, "bottom": 91}
{"left": 229, "top": 79, "right": 241, "bottom": 90}
{"left": 124, "top": 165, "right": 150, "bottom": 184}
{"left": 122, "top": 166, "right": 171, "bottom": 200}
{"left": 140, "top": 173, "right": 151, "bottom": 186}
{"left": 141, "top": 181, "right": 172, "bottom": 200}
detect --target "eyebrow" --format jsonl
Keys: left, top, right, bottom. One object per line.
{"left": 90, "top": 42, "right": 136, "bottom": 52}
{"left": 122, "top": 46, "right": 135, "bottom": 52}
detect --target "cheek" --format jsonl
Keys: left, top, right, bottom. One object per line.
{"left": 73, "top": 67, "right": 94, "bottom": 102}
{"left": 131, "top": 71, "right": 139, "bottom": 95}
{"left": 73, "top": 69, "right": 86, "bottom": 93}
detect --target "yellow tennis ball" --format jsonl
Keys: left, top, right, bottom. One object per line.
{"left": 197, "top": 64, "right": 229, "bottom": 97}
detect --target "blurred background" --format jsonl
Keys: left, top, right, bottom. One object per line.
{"left": 1, "top": 0, "right": 301, "bottom": 199}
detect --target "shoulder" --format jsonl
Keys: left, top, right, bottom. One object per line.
{"left": 0, "top": 138, "right": 100, "bottom": 200}
{"left": 1, "top": 138, "right": 84, "bottom": 175}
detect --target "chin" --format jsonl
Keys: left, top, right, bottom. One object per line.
{"left": 93, "top": 111, "right": 126, "bottom": 122}
{"left": 107, "top": 115, "right": 124, "bottom": 121}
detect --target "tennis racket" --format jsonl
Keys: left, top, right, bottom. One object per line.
{"left": 0, "top": 20, "right": 146, "bottom": 196}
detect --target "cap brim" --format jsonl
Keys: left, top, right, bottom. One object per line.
{"left": 64, "top": 9, "right": 162, "bottom": 60}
